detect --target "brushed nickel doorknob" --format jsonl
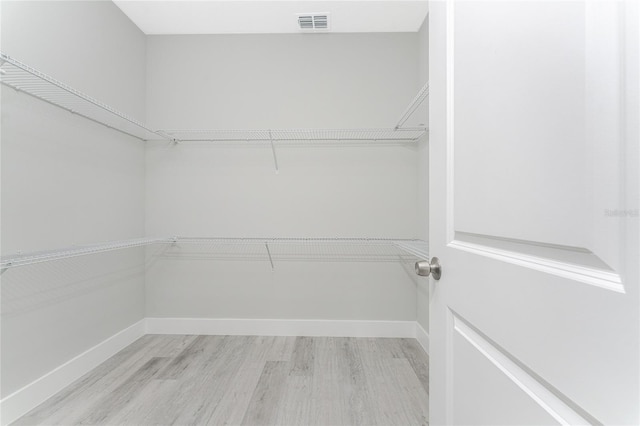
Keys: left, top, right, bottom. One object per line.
{"left": 415, "top": 257, "right": 441, "bottom": 280}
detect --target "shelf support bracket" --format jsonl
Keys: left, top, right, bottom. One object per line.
{"left": 265, "top": 242, "right": 275, "bottom": 271}
{"left": 0, "top": 256, "right": 14, "bottom": 275}
{"left": 395, "top": 82, "right": 429, "bottom": 129}
{"left": 268, "top": 130, "right": 279, "bottom": 174}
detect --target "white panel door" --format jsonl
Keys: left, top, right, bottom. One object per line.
{"left": 428, "top": 0, "right": 639, "bottom": 424}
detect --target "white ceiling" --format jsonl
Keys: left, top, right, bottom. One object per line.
{"left": 113, "top": 1, "right": 429, "bottom": 35}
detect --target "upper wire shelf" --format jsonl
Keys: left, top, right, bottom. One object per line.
{"left": 1, "top": 52, "right": 428, "bottom": 144}
{"left": 0, "top": 52, "right": 167, "bottom": 142}
{"left": 157, "top": 128, "right": 426, "bottom": 143}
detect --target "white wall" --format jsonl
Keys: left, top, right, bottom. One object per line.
{"left": 145, "top": 33, "right": 423, "bottom": 321}
{"left": 1, "top": 1, "right": 147, "bottom": 397}
{"left": 416, "top": 16, "right": 430, "bottom": 332}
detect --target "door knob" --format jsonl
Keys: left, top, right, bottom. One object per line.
{"left": 415, "top": 257, "right": 442, "bottom": 280}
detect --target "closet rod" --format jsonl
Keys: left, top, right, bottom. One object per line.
{"left": 0, "top": 237, "right": 173, "bottom": 270}
{"left": 395, "top": 82, "right": 429, "bottom": 129}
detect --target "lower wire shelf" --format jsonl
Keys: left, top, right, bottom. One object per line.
{"left": 1, "top": 237, "right": 429, "bottom": 271}
{"left": 168, "top": 237, "right": 429, "bottom": 270}
{"left": 0, "top": 237, "right": 173, "bottom": 270}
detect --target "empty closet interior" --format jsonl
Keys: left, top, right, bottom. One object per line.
{"left": 0, "top": 1, "right": 430, "bottom": 423}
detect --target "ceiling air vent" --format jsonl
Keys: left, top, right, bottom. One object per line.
{"left": 297, "top": 13, "right": 330, "bottom": 32}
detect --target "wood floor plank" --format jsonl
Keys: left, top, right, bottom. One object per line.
{"left": 265, "top": 336, "right": 296, "bottom": 362}
{"left": 289, "top": 336, "right": 314, "bottom": 376}
{"left": 376, "top": 337, "right": 407, "bottom": 359}
{"left": 273, "top": 375, "right": 313, "bottom": 426}
{"left": 112, "top": 336, "right": 250, "bottom": 426}
{"left": 156, "top": 334, "right": 214, "bottom": 379}
{"left": 386, "top": 358, "right": 429, "bottom": 426}
{"left": 356, "top": 338, "right": 418, "bottom": 426}
{"left": 77, "top": 356, "right": 171, "bottom": 425}
{"left": 104, "top": 378, "right": 180, "bottom": 426}
{"left": 397, "top": 338, "right": 430, "bottom": 394}
{"left": 134, "top": 335, "right": 243, "bottom": 425}
{"left": 107, "top": 336, "right": 230, "bottom": 426}
{"left": 336, "top": 337, "right": 378, "bottom": 426}
{"left": 149, "top": 334, "right": 199, "bottom": 357}
{"left": 172, "top": 336, "right": 256, "bottom": 425}
{"left": 205, "top": 361, "right": 267, "bottom": 426}
{"left": 206, "top": 336, "right": 285, "bottom": 426}
{"left": 241, "top": 361, "right": 289, "bottom": 426}
{"left": 309, "top": 337, "right": 349, "bottom": 426}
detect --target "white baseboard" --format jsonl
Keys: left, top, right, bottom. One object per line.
{"left": 0, "top": 319, "right": 146, "bottom": 426}
{"left": 145, "top": 317, "right": 417, "bottom": 338}
{"left": 415, "top": 321, "right": 430, "bottom": 354}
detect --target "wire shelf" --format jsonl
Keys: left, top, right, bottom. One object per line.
{"left": 156, "top": 128, "right": 426, "bottom": 143}
{"left": 166, "top": 237, "right": 429, "bottom": 268}
{"left": 1, "top": 237, "right": 428, "bottom": 272}
{"left": 0, "top": 237, "right": 173, "bottom": 270}
{"left": 175, "top": 237, "right": 421, "bottom": 245}
{"left": 0, "top": 52, "right": 167, "bottom": 142}
{"left": 1, "top": 52, "right": 428, "bottom": 146}
{"left": 396, "top": 82, "right": 429, "bottom": 129}
{"left": 393, "top": 240, "right": 430, "bottom": 260}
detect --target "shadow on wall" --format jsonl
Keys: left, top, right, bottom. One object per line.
{"left": 1, "top": 248, "right": 145, "bottom": 317}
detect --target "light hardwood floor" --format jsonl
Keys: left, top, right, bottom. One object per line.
{"left": 14, "top": 335, "right": 429, "bottom": 426}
